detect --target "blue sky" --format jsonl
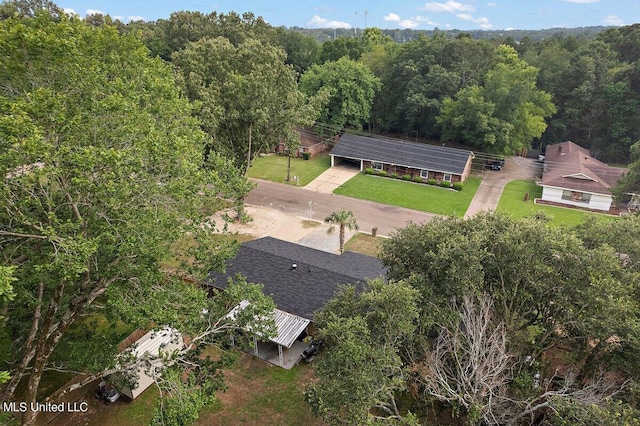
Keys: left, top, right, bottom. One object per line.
{"left": 60, "top": 0, "right": 640, "bottom": 31}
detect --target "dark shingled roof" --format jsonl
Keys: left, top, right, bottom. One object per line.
{"left": 330, "top": 133, "right": 473, "bottom": 175}
{"left": 205, "top": 237, "right": 387, "bottom": 320}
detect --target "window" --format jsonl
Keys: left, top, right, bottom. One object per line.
{"left": 443, "top": 173, "right": 452, "bottom": 182}
{"left": 561, "top": 190, "right": 591, "bottom": 203}
{"left": 420, "top": 169, "right": 429, "bottom": 179}
{"left": 372, "top": 162, "right": 383, "bottom": 171}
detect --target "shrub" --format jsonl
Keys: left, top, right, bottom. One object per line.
{"left": 440, "top": 180, "right": 451, "bottom": 188}
{"left": 452, "top": 182, "right": 463, "bottom": 191}
{"left": 302, "top": 152, "right": 310, "bottom": 160}
{"left": 390, "top": 173, "right": 399, "bottom": 179}
{"left": 402, "top": 174, "right": 412, "bottom": 181}
{"left": 413, "top": 176, "right": 423, "bottom": 183}
{"left": 377, "top": 170, "right": 387, "bottom": 177}
{"left": 427, "top": 178, "right": 437, "bottom": 185}
{"left": 364, "top": 167, "right": 375, "bottom": 175}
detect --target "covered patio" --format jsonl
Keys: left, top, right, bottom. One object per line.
{"left": 230, "top": 302, "right": 311, "bottom": 369}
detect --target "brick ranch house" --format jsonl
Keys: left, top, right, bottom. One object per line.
{"left": 329, "top": 133, "right": 475, "bottom": 183}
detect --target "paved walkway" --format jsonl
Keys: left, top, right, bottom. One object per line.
{"left": 303, "top": 165, "right": 360, "bottom": 193}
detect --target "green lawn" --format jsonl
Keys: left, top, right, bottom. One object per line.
{"left": 497, "top": 180, "right": 618, "bottom": 227}
{"left": 334, "top": 175, "right": 481, "bottom": 217}
{"left": 247, "top": 154, "right": 331, "bottom": 186}
{"left": 344, "top": 232, "right": 385, "bottom": 257}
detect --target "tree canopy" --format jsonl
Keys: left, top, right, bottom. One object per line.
{"left": 437, "top": 45, "right": 556, "bottom": 154}
{"left": 173, "top": 36, "right": 322, "bottom": 173}
{"left": 299, "top": 57, "right": 381, "bottom": 132}
{"left": 0, "top": 10, "right": 265, "bottom": 424}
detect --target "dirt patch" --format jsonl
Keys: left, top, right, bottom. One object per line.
{"left": 197, "top": 353, "right": 325, "bottom": 426}
{"left": 210, "top": 205, "right": 322, "bottom": 244}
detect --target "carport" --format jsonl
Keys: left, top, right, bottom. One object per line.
{"left": 228, "top": 301, "right": 310, "bottom": 369}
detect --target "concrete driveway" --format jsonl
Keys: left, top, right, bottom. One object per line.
{"left": 303, "top": 165, "right": 360, "bottom": 194}
{"left": 464, "top": 156, "right": 542, "bottom": 218}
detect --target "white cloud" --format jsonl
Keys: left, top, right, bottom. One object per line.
{"left": 384, "top": 13, "right": 401, "bottom": 23}
{"left": 604, "top": 15, "right": 623, "bottom": 26}
{"left": 63, "top": 7, "right": 76, "bottom": 16}
{"left": 456, "top": 13, "right": 493, "bottom": 29}
{"left": 487, "top": 2, "right": 497, "bottom": 6}
{"left": 385, "top": 13, "right": 437, "bottom": 29}
{"left": 421, "top": 1, "right": 474, "bottom": 13}
{"left": 307, "top": 15, "right": 351, "bottom": 29}
{"left": 85, "top": 9, "right": 105, "bottom": 16}
{"left": 126, "top": 16, "right": 145, "bottom": 22}
{"left": 562, "top": 0, "right": 599, "bottom": 3}
{"left": 415, "top": 16, "right": 439, "bottom": 26}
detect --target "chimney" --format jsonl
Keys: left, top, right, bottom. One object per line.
{"left": 557, "top": 145, "right": 563, "bottom": 156}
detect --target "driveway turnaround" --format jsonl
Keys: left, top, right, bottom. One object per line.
{"left": 464, "top": 156, "right": 542, "bottom": 218}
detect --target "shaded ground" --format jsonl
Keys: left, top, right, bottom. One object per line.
{"left": 196, "top": 353, "right": 325, "bottom": 426}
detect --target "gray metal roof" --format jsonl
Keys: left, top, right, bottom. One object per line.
{"left": 206, "top": 237, "right": 387, "bottom": 319}
{"left": 330, "top": 133, "right": 473, "bottom": 175}
{"left": 227, "top": 300, "right": 310, "bottom": 348}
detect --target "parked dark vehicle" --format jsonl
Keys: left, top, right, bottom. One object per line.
{"left": 490, "top": 161, "right": 503, "bottom": 171}
{"left": 94, "top": 378, "right": 120, "bottom": 404}
{"left": 301, "top": 339, "right": 322, "bottom": 363}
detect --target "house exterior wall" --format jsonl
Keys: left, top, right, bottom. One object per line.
{"left": 362, "top": 160, "right": 463, "bottom": 183}
{"left": 541, "top": 185, "right": 613, "bottom": 211}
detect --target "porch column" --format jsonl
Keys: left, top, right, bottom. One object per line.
{"left": 278, "top": 344, "right": 284, "bottom": 367}
{"left": 253, "top": 336, "right": 259, "bottom": 356}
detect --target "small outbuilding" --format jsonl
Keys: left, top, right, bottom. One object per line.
{"left": 119, "top": 327, "right": 185, "bottom": 400}
{"left": 329, "top": 133, "right": 474, "bottom": 183}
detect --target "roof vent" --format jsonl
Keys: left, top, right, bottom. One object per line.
{"left": 291, "top": 263, "right": 297, "bottom": 271}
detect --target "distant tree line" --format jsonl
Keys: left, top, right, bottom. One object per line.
{"left": 105, "top": 12, "right": 638, "bottom": 166}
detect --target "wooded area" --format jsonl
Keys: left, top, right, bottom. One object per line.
{"left": 1, "top": 0, "right": 639, "bottom": 425}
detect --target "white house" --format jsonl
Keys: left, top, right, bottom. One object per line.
{"left": 540, "top": 141, "right": 627, "bottom": 211}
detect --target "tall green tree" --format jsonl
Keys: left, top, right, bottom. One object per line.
{"left": 300, "top": 57, "right": 381, "bottom": 132}
{"left": 307, "top": 279, "right": 420, "bottom": 425}
{"left": 0, "top": 12, "right": 259, "bottom": 424}
{"left": 437, "top": 45, "right": 556, "bottom": 154}
{"left": 173, "top": 36, "right": 322, "bottom": 174}
{"left": 379, "top": 213, "right": 640, "bottom": 423}
{"left": 379, "top": 213, "right": 640, "bottom": 368}
{"left": 324, "top": 209, "right": 359, "bottom": 254}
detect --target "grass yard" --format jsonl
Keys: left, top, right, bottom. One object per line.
{"left": 197, "top": 353, "right": 324, "bottom": 426}
{"left": 497, "top": 180, "right": 618, "bottom": 227}
{"left": 334, "top": 175, "right": 481, "bottom": 217}
{"left": 247, "top": 154, "right": 331, "bottom": 186}
{"left": 344, "top": 232, "right": 385, "bottom": 258}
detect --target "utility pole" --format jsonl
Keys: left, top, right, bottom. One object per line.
{"left": 364, "top": 10, "right": 368, "bottom": 29}
{"left": 354, "top": 11, "right": 358, "bottom": 36}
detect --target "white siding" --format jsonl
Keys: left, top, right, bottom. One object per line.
{"left": 541, "top": 185, "right": 612, "bottom": 211}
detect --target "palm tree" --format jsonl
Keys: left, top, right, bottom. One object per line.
{"left": 324, "top": 209, "right": 359, "bottom": 254}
